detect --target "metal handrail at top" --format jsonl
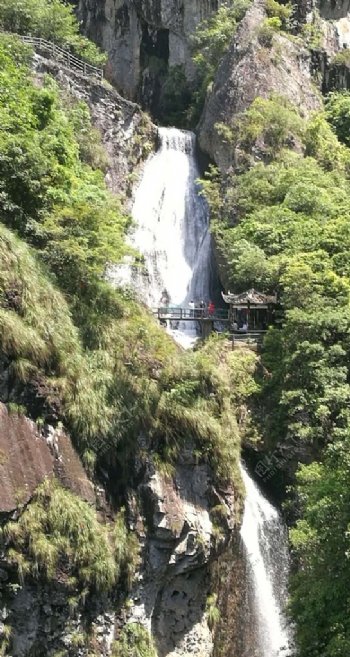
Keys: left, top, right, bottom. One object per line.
{"left": 156, "top": 307, "right": 230, "bottom": 321}
{"left": 19, "top": 34, "right": 104, "bottom": 79}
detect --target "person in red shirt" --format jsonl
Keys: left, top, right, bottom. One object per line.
{"left": 208, "top": 301, "right": 215, "bottom": 316}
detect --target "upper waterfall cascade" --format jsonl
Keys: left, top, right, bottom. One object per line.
{"left": 240, "top": 465, "right": 294, "bottom": 656}
{"left": 110, "top": 127, "right": 212, "bottom": 317}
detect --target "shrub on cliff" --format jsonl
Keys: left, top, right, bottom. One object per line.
{"left": 4, "top": 479, "right": 116, "bottom": 593}
{"left": 189, "top": 0, "right": 251, "bottom": 122}
{"left": 325, "top": 91, "right": 350, "bottom": 148}
{"left": 112, "top": 624, "right": 158, "bottom": 657}
{"left": 0, "top": 36, "right": 130, "bottom": 303}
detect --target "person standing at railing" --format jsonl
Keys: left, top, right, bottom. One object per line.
{"left": 199, "top": 300, "right": 206, "bottom": 318}
{"left": 188, "top": 299, "right": 195, "bottom": 318}
{"left": 208, "top": 301, "right": 215, "bottom": 316}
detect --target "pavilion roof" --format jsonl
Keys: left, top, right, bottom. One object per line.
{"left": 222, "top": 288, "right": 277, "bottom": 306}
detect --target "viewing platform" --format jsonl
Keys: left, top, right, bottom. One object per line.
{"left": 154, "top": 308, "right": 269, "bottom": 344}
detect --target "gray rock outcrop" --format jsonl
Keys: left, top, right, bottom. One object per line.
{"left": 75, "top": 0, "right": 221, "bottom": 110}
{"left": 198, "top": 0, "right": 322, "bottom": 170}
{"left": 124, "top": 445, "right": 238, "bottom": 657}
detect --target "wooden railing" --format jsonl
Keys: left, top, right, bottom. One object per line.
{"left": 19, "top": 35, "right": 104, "bottom": 80}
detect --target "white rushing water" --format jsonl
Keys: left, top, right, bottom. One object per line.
{"left": 110, "top": 127, "right": 212, "bottom": 347}
{"left": 240, "top": 465, "right": 294, "bottom": 657}
{"left": 112, "top": 125, "right": 294, "bottom": 654}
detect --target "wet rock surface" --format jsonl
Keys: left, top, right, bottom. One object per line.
{"left": 0, "top": 403, "right": 94, "bottom": 516}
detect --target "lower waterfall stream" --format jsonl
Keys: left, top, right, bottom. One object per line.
{"left": 121, "top": 126, "right": 294, "bottom": 655}
{"left": 240, "top": 466, "right": 294, "bottom": 657}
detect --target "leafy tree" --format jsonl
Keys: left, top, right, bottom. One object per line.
{"left": 325, "top": 91, "right": 350, "bottom": 147}
{"left": 290, "top": 439, "right": 350, "bottom": 656}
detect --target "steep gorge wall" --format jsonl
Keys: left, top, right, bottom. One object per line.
{"left": 197, "top": 0, "right": 350, "bottom": 171}
{"left": 75, "top": 0, "right": 222, "bottom": 112}
{"left": 0, "top": 401, "right": 240, "bottom": 657}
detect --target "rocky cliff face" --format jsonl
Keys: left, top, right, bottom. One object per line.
{"left": 31, "top": 53, "right": 157, "bottom": 200}
{"left": 198, "top": 0, "right": 350, "bottom": 170}
{"left": 198, "top": 0, "right": 321, "bottom": 170}
{"left": 125, "top": 442, "right": 238, "bottom": 657}
{"left": 0, "top": 400, "right": 239, "bottom": 657}
{"left": 75, "top": 0, "right": 220, "bottom": 114}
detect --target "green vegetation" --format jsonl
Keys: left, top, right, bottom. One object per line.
{"left": 112, "top": 624, "right": 158, "bottom": 657}
{"left": 290, "top": 447, "right": 350, "bottom": 657}
{"left": 188, "top": 0, "right": 251, "bottom": 124}
{"left": 2, "top": 479, "right": 142, "bottom": 605}
{"left": 325, "top": 91, "right": 350, "bottom": 147}
{"left": 5, "top": 479, "right": 116, "bottom": 593}
{"left": 114, "top": 509, "right": 140, "bottom": 590}
{"left": 265, "top": 0, "right": 292, "bottom": 28}
{"left": 0, "top": 624, "right": 12, "bottom": 656}
{"left": 256, "top": 0, "right": 293, "bottom": 46}
{"left": 215, "top": 94, "right": 304, "bottom": 167}
{"left": 206, "top": 593, "right": 221, "bottom": 630}
{"left": 152, "top": 337, "right": 258, "bottom": 486}
{"left": 201, "top": 91, "right": 350, "bottom": 655}
{"left": 330, "top": 48, "right": 350, "bottom": 69}
{"left": 0, "top": 0, "right": 106, "bottom": 66}
{"left": 158, "top": 65, "right": 192, "bottom": 127}
{"left": 192, "top": 1, "right": 251, "bottom": 84}
{"left": 257, "top": 17, "right": 282, "bottom": 47}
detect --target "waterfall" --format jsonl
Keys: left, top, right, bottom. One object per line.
{"left": 240, "top": 465, "right": 294, "bottom": 657}
{"left": 109, "top": 127, "right": 212, "bottom": 346}
{"left": 111, "top": 124, "right": 294, "bottom": 655}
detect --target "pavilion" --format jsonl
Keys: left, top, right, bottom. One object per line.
{"left": 222, "top": 288, "right": 277, "bottom": 331}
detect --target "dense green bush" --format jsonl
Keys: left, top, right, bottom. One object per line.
{"left": 265, "top": 0, "right": 292, "bottom": 28}
{"left": 257, "top": 17, "right": 282, "bottom": 46}
{"left": 5, "top": 479, "right": 116, "bottom": 593}
{"left": 0, "top": 0, "right": 106, "bottom": 66}
{"left": 325, "top": 91, "right": 350, "bottom": 147}
{"left": 290, "top": 439, "right": 350, "bottom": 657}
{"left": 216, "top": 94, "right": 304, "bottom": 163}
{"left": 0, "top": 37, "right": 129, "bottom": 300}
{"left": 112, "top": 624, "right": 158, "bottom": 657}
